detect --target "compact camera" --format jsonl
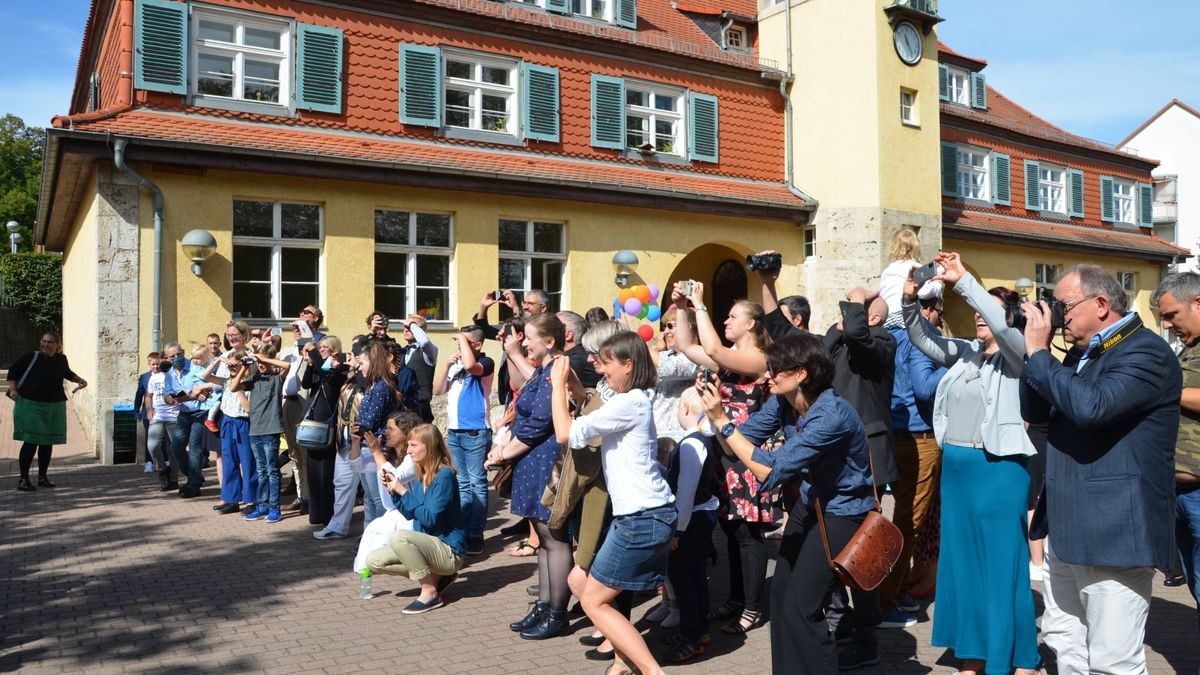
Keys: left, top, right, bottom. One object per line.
{"left": 745, "top": 252, "right": 783, "bottom": 273}
{"left": 1005, "top": 288, "right": 1065, "bottom": 331}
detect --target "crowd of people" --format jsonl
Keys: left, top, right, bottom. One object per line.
{"left": 7, "top": 230, "right": 1197, "bottom": 675}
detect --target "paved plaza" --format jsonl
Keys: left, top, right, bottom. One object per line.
{"left": 1, "top": 396, "right": 1197, "bottom": 674}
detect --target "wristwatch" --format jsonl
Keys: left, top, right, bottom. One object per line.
{"left": 720, "top": 422, "right": 737, "bottom": 438}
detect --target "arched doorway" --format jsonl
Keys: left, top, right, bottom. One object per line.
{"left": 711, "top": 260, "right": 747, "bottom": 346}
{"left": 663, "top": 243, "right": 756, "bottom": 335}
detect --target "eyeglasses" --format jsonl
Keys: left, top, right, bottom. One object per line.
{"left": 661, "top": 322, "right": 677, "bottom": 330}
{"left": 299, "top": 309, "right": 316, "bottom": 317}
{"left": 225, "top": 332, "right": 241, "bottom": 338}
{"left": 1060, "top": 295, "right": 1097, "bottom": 314}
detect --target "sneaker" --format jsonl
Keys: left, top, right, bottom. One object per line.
{"left": 1030, "top": 561, "right": 1045, "bottom": 583}
{"left": 143, "top": 461, "right": 155, "bottom": 473}
{"left": 265, "top": 508, "right": 281, "bottom": 523}
{"left": 661, "top": 608, "right": 681, "bottom": 629}
{"left": 204, "top": 419, "right": 220, "bottom": 434}
{"left": 837, "top": 644, "right": 880, "bottom": 671}
{"left": 313, "top": 529, "right": 347, "bottom": 540}
{"left": 896, "top": 593, "right": 920, "bottom": 613}
{"left": 244, "top": 507, "right": 267, "bottom": 521}
{"left": 644, "top": 601, "right": 672, "bottom": 623}
{"left": 878, "top": 608, "right": 918, "bottom": 629}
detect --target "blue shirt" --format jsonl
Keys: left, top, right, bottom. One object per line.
{"left": 357, "top": 379, "right": 396, "bottom": 440}
{"left": 738, "top": 388, "right": 876, "bottom": 517}
{"left": 446, "top": 354, "right": 495, "bottom": 430}
{"left": 1076, "top": 311, "right": 1138, "bottom": 373}
{"left": 167, "top": 364, "right": 214, "bottom": 412}
{"left": 394, "top": 466, "right": 466, "bottom": 555}
{"left": 889, "top": 326, "right": 947, "bottom": 432}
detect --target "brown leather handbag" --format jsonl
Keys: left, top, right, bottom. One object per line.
{"left": 813, "top": 456, "right": 903, "bottom": 592}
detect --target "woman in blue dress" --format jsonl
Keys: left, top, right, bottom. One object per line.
{"left": 902, "top": 252, "right": 1040, "bottom": 675}
{"left": 487, "top": 313, "right": 579, "bottom": 640}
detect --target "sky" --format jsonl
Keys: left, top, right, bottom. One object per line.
{"left": 0, "top": 1, "right": 1197, "bottom": 147}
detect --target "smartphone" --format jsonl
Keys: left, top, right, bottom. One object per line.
{"left": 912, "top": 262, "right": 939, "bottom": 287}
{"left": 700, "top": 367, "right": 712, "bottom": 386}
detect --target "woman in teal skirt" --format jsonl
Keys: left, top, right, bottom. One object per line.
{"left": 8, "top": 332, "right": 87, "bottom": 491}
{"left": 901, "top": 253, "right": 1040, "bottom": 675}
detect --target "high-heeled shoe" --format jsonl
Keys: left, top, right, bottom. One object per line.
{"left": 509, "top": 601, "right": 548, "bottom": 632}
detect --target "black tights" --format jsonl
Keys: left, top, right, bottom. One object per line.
{"left": 533, "top": 520, "right": 573, "bottom": 610}
{"left": 720, "top": 518, "right": 767, "bottom": 612}
{"left": 19, "top": 443, "right": 53, "bottom": 480}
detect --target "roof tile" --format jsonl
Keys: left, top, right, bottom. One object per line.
{"left": 945, "top": 207, "right": 1186, "bottom": 259}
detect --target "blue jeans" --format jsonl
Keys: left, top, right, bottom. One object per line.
{"left": 220, "top": 417, "right": 257, "bottom": 504}
{"left": 361, "top": 470, "right": 384, "bottom": 525}
{"left": 250, "top": 434, "right": 281, "bottom": 511}
{"left": 448, "top": 428, "right": 491, "bottom": 543}
{"left": 172, "top": 408, "right": 209, "bottom": 490}
{"left": 1176, "top": 483, "right": 1200, "bottom": 630}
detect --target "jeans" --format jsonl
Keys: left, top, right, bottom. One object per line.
{"left": 448, "top": 428, "right": 492, "bottom": 543}
{"left": 147, "top": 419, "right": 178, "bottom": 480}
{"left": 249, "top": 434, "right": 281, "bottom": 511}
{"left": 361, "top": 470, "right": 384, "bottom": 526}
{"left": 1177, "top": 483, "right": 1200, "bottom": 630}
{"left": 172, "top": 409, "right": 209, "bottom": 490}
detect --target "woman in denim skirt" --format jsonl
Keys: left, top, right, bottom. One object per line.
{"left": 551, "top": 331, "right": 676, "bottom": 675}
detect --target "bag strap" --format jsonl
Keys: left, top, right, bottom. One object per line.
{"left": 16, "top": 352, "right": 39, "bottom": 391}
{"left": 813, "top": 447, "right": 883, "bottom": 567}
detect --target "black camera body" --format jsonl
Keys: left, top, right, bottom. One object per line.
{"left": 1005, "top": 288, "right": 1065, "bottom": 331}
{"left": 746, "top": 252, "right": 783, "bottom": 272}
{"left": 240, "top": 356, "right": 257, "bottom": 366}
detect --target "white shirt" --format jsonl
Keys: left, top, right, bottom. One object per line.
{"left": 673, "top": 431, "right": 720, "bottom": 532}
{"left": 568, "top": 388, "right": 674, "bottom": 516}
{"left": 281, "top": 344, "right": 304, "bottom": 397}
{"left": 148, "top": 372, "right": 181, "bottom": 423}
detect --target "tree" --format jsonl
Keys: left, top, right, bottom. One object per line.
{"left": 0, "top": 252, "right": 62, "bottom": 329}
{"left": 0, "top": 114, "right": 44, "bottom": 253}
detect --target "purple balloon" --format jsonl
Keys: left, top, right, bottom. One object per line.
{"left": 623, "top": 297, "right": 643, "bottom": 316}
{"left": 647, "top": 284, "right": 660, "bottom": 301}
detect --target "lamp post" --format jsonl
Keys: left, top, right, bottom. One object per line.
{"left": 612, "top": 250, "right": 639, "bottom": 288}
{"left": 6, "top": 221, "right": 20, "bottom": 254}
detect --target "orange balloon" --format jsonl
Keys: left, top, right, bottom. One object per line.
{"left": 634, "top": 285, "right": 651, "bottom": 303}
{"left": 618, "top": 288, "right": 634, "bottom": 303}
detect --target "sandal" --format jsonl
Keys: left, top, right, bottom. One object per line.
{"left": 507, "top": 539, "right": 538, "bottom": 557}
{"left": 706, "top": 599, "right": 744, "bottom": 621}
{"left": 664, "top": 640, "right": 705, "bottom": 664}
{"left": 721, "top": 608, "right": 764, "bottom": 634}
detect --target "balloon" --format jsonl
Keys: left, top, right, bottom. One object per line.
{"left": 613, "top": 298, "right": 622, "bottom": 317}
{"left": 618, "top": 288, "right": 634, "bottom": 303}
{"left": 623, "top": 297, "right": 642, "bottom": 315}
{"left": 638, "top": 304, "right": 649, "bottom": 320}
{"left": 637, "top": 324, "right": 654, "bottom": 342}
{"left": 647, "top": 284, "right": 660, "bottom": 301}
{"left": 634, "top": 285, "right": 651, "bottom": 303}
{"left": 646, "top": 304, "right": 662, "bottom": 322}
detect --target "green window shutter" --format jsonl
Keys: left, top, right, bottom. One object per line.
{"left": 1100, "top": 175, "right": 1114, "bottom": 222}
{"left": 545, "top": 0, "right": 570, "bottom": 14}
{"left": 614, "top": 0, "right": 637, "bottom": 29}
{"left": 938, "top": 63, "right": 948, "bottom": 101}
{"left": 1024, "top": 160, "right": 1041, "bottom": 210}
{"left": 591, "top": 75, "right": 625, "bottom": 149}
{"left": 296, "top": 24, "right": 343, "bottom": 113}
{"left": 940, "top": 142, "right": 958, "bottom": 197}
{"left": 1068, "top": 169, "right": 1084, "bottom": 217}
{"left": 970, "top": 71, "right": 987, "bottom": 110}
{"left": 134, "top": 0, "right": 188, "bottom": 95}
{"left": 688, "top": 93, "right": 719, "bottom": 163}
{"left": 1138, "top": 182, "right": 1154, "bottom": 226}
{"left": 992, "top": 152, "right": 1011, "bottom": 205}
{"left": 399, "top": 44, "right": 441, "bottom": 127}
{"left": 522, "top": 64, "right": 560, "bottom": 143}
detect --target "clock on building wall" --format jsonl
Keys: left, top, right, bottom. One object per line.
{"left": 893, "top": 21, "right": 922, "bottom": 65}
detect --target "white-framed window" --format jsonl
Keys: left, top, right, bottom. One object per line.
{"left": 803, "top": 227, "right": 816, "bottom": 259}
{"left": 1035, "top": 262, "right": 1059, "bottom": 293}
{"left": 191, "top": 8, "right": 290, "bottom": 106}
{"left": 726, "top": 26, "right": 747, "bottom": 50}
{"left": 499, "top": 219, "right": 566, "bottom": 313}
{"left": 571, "top": 0, "right": 610, "bottom": 20}
{"left": 625, "top": 82, "right": 686, "bottom": 156}
{"left": 957, "top": 146, "right": 990, "bottom": 201}
{"left": 374, "top": 210, "right": 453, "bottom": 322}
{"left": 232, "top": 200, "right": 322, "bottom": 320}
{"left": 1112, "top": 178, "right": 1136, "bottom": 224}
{"left": 1118, "top": 271, "right": 1137, "bottom": 296}
{"left": 1039, "top": 163, "right": 1067, "bottom": 214}
{"left": 443, "top": 51, "right": 519, "bottom": 136}
{"left": 947, "top": 66, "right": 969, "bottom": 106}
{"left": 900, "top": 89, "right": 918, "bottom": 126}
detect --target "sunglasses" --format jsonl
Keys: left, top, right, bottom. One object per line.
{"left": 299, "top": 309, "right": 316, "bottom": 316}
{"left": 766, "top": 365, "right": 798, "bottom": 378}
{"left": 660, "top": 322, "right": 677, "bottom": 330}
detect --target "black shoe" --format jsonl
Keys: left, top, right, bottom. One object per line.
{"left": 17, "top": 478, "right": 35, "bottom": 492}
{"left": 526, "top": 583, "right": 540, "bottom": 597}
{"left": 584, "top": 647, "right": 615, "bottom": 661}
{"left": 837, "top": 645, "right": 880, "bottom": 671}
{"left": 159, "top": 480, "right": 179, "bottom": 492}
{"left": 217, "top": 503, "right": 241, "bottom": 515}
{"left": 158, "top": 471, "right": 170, "bottom": 490}
{"left": 1165, "top": 573, "right": 1187, "bottom": 587}
{"left": 212, "top": 503, "right": 230, "bottom": 511}
{"left": 520, "top": 608, "right": 567, "bottom": 640}
{"left": 509, "top": 601, "right": 548, "bottom": 632}
{"left": 179, "top": 487, "right": 200, "bottom": 498}
{"left": 37, "top": 477, "right": 56, "bottom": 488}
{"left": 579, "top": 634, "right": 605, "bottom": 647}
{"left": 500, "top": 518, "right": 529, "bottom": 536}
{"left": 568, "top": 601, "right": 586, "bottom": 618}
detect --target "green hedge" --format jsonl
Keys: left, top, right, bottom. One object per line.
{"left": 0, "top": 252, "right": 62, "bottom": 329}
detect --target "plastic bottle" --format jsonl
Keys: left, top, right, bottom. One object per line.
{"left": 359, "top": 569, "right": 372, "bottom": 600}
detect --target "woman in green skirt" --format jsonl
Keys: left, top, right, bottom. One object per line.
{"left": 8, "top": 332, "right": 86, "bottom": 491}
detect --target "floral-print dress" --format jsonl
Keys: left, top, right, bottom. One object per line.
{"left": 715, "top": 369, "right": 776, "bottom": 523}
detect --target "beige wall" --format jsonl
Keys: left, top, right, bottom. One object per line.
{"left": 61, "top": 173, "right": 99, "bottom": 450}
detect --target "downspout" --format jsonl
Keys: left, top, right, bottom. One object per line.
{"left": 113, "top": 138, "right": 163, "bottom": 351}
{"left": 782, "top": 0, "right": 808, "bottom": 204}
{"left": 719, "top": 13, "right": 735, "bottom": 49}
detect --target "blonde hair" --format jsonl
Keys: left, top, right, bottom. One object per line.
{"left": 678, "top": 386, "right": 703, "bottom": 415}
{"left": 886, "top": 228, "right": 922, "bottom": 262}
{"left": 191, "top": 345, "right": 211, "bottom": 363}
{"left": 320, "top": 335, "right": 343, "bottom": 353}
{"left": 408, "top": 424, "right": 456, "bottom": 487}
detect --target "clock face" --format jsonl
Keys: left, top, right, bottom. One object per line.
{"left": 894, "top": 22, "right": 923, "bottom": 66}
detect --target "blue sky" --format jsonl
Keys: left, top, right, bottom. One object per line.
{"left": 0, "top": 1, "right": 1197, "bottom": 147}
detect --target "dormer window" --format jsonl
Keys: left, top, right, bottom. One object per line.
{"left": 726, "top": 26, "right": 747, "bottom": 50}
{"left": 938, "top": 63, "right": 987, "bottom": 110}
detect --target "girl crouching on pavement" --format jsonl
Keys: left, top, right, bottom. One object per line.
{"left": 551, "top": 332, "right": 676, "bottom": 675}
{"left": 366, "top": 424, "right": 466, "bottom": 615}
{"left": 354, "top": 410, "right": 424, "bottom": 575}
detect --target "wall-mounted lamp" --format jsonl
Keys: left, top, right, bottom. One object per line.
{"left": 1014, "top": 277, "right": 1035, "bottom": 300}
{"left": 612, "top": 250, "right": 639, "bottom": 288}
{"left": 181, "top": 229, "right": 217, "bottom": 276}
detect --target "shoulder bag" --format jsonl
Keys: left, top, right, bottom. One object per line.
{"left": 813, "top": 453, "right": 903, "bottom": 592}
{"left": 6, "top": 352, "right": 39, "bottom": 401}
{"left": 541, "top": 388, "right": 604, "bottom": 529}
{"left": 296, "top": 384, "right": 336, "bottom": 451}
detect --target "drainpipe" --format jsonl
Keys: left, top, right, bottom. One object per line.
{"left": 782, "top": 0, "right": 805, "bottom": 203}
{"left": 719, "top": 13, "right": 735, "bottom": 49}
{"left": 112, "top": 138, "right": 163, "bottom": 351}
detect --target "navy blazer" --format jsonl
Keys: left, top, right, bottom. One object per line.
{"left": 1020, "top": 321, "right": 1180, "bottom": 569}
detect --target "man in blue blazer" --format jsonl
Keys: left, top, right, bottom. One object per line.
{"left": 1020, "top": 264, "right": 1180, "bottom": 674}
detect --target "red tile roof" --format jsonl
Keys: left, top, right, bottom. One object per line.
{"left": 945, "top": 207, "right": 1187, "bottom": 260}
{"left": 936, "top": 41, "right": 987, "bottom": 68}
{"left": 64, "top": 108, "right": 809, "bottom": 211}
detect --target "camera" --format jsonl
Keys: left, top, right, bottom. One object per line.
{"left": 680, "top": 280, "right": 695, "bottom": 297}
{"left": 1005, "top": 288, "right": 1065, "bottom": 331}
{"left": 240, "top": 356, "right": 257, "bottom": 366}
{"left": 745, "top": 252, "right": 783, "bottom": 273}
{"left": 913, "top": 262, "right": 942, "bottom": 288}
{"left": 493, "top": 290, "right": 505, "bottom": 300}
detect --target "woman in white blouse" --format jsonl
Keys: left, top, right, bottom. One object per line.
{"left": 551, "top": 331, "right": 676, "bottom": 675}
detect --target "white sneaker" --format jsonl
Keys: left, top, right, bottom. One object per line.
{"left": 660, "top": 608, "right": 681, "bottom": 629}
{"left": 644, "top": 601, "right": 671, "bottom": 623}
{"left": 1030, "top": 561, "right": 1044, "bottom": 583}
{"left": 143, "top": 461, "right": 154, "bottom": 473}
